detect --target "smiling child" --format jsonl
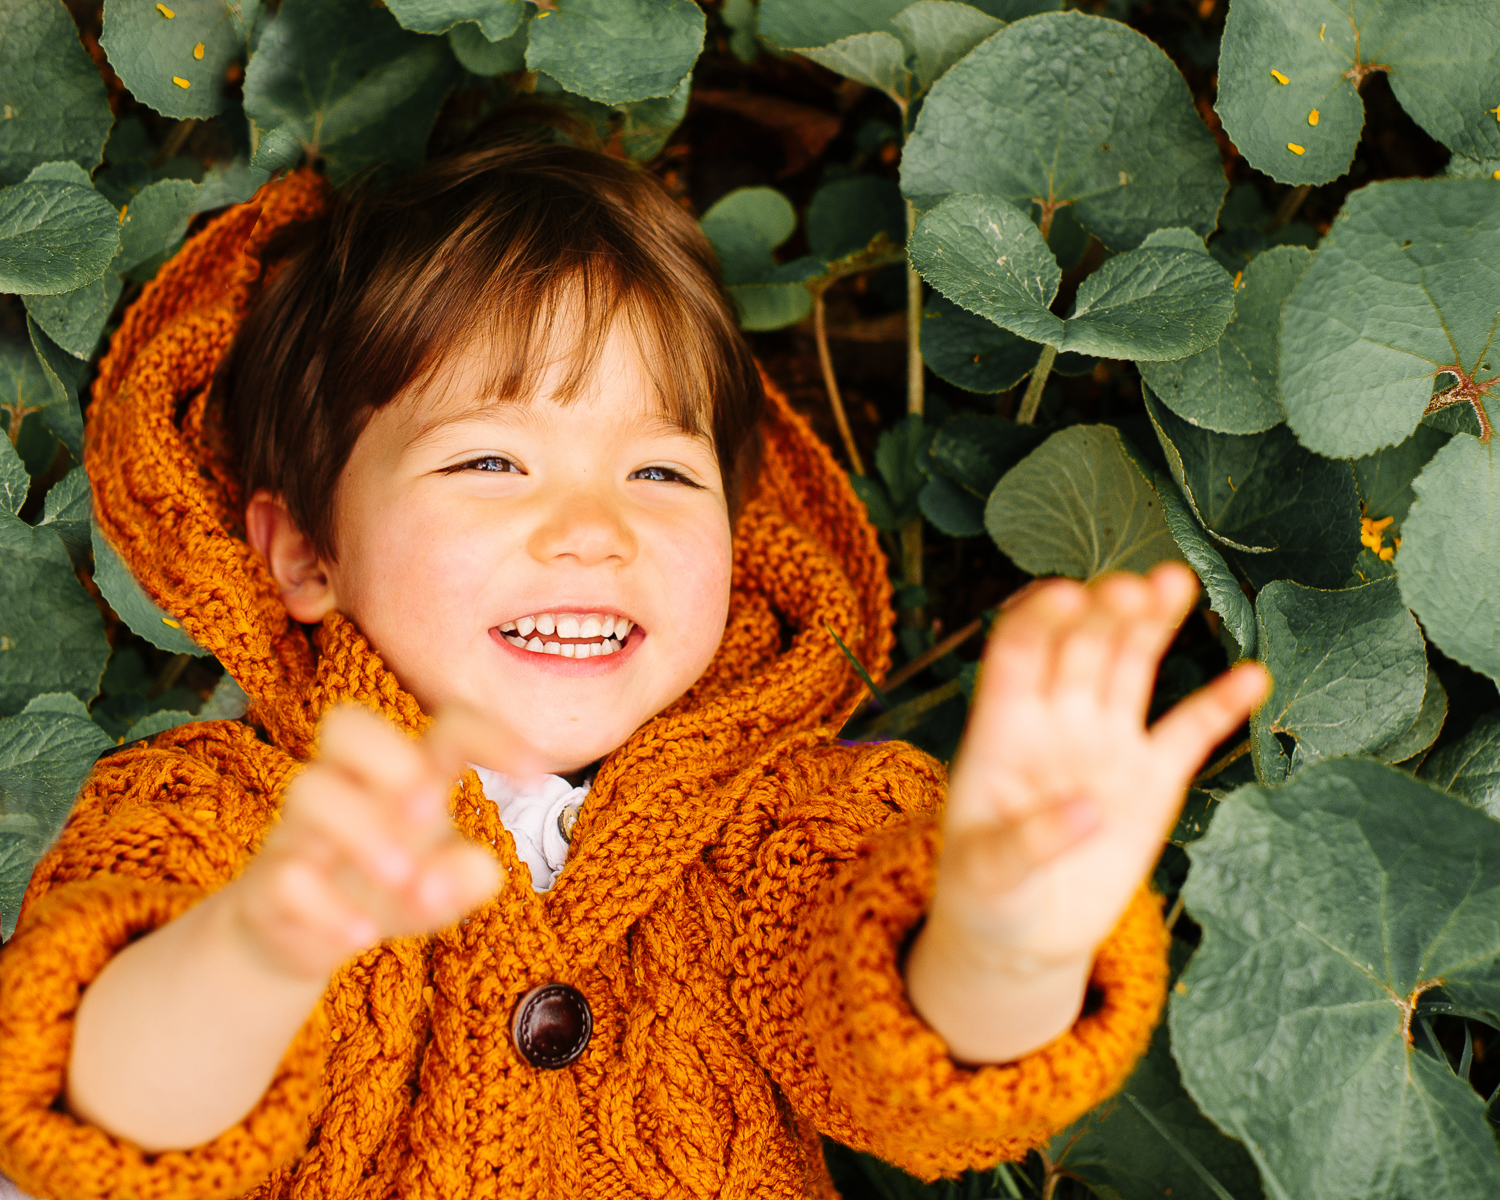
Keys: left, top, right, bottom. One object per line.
{"left": 0, "top": 138, "right": 1266, "bottom": 1200}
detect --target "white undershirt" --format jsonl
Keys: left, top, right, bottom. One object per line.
{"left": 468, "top": 767, "right": 587, "bottom": 891}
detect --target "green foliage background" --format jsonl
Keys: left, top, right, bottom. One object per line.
{"left": 1, "top": 0, "right": 1499, "bottom": 1196}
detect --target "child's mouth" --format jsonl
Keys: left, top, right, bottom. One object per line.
{"left": 494, "top": 612, "right": 634, "bottom": 658}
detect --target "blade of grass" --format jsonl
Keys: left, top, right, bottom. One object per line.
{"left": 849, "top": 677, "right": 964, "bottom": 740}
{"left": 827, "top": 623, "right": 890, "bottom": 710}
{"left": 1122, "top": 1091, "right": 1240, "bottom": 1200}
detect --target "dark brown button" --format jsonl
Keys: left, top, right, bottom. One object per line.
{"left": 512, "top": 983, "right": 592, "bottom": 1069}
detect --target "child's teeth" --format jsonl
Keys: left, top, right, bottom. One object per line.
{"left": 536, "top": 614, "right": 556, "bottom": 636}
{"left": 557, "top": 615, "right": 579, "bottom": 638}
{"left": 526, "top": 636, "right": 543, "bottom": 651}
{"left": 588, "top": 642, "right": 602, "bottom": 657}
{"left": 544, "top": 641, "right": 560, "bottom": 654}
{"left": 581, "top": 615, "right": 603, "bottom": 638}
{"left": 517, "top": 616, "right": 536, "bottom": 636}
{"left": 560, "top": 643, "right": 575, "bottom": 657}
{"left": 601, "top": 639, "right": 618, "bottom": 655}
{"left": 499, "top": 621, "right": 517, "bottom": 632}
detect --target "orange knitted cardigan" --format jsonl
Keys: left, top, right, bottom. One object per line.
{"left": 0, "top": 173, "right": 1169, "bottom": 1200}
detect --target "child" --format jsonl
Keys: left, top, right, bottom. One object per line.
{"left": 0, "top": 139, "right": 1267, "bottom": 1200}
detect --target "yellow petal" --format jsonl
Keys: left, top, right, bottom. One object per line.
{"left": 156, "top": 2, "right": 174, "bottom": 16}
{"left": 1319, "top": 23, "right": 1326, "bottom": 40}
{"left": 194, "top": 42, "right": 205, "bottom": 59}
{"left": 118, "top": 204, "right": 128, "bottom": 223}
{"left": 1379, "top": 547, "right": 1395, "bottom": 561}
{"left": 1233, "top": 270, "right": 1243, "bottom": 290}
{"left": 1494, "top": 170, "right": 1500, "bottom": 179}
{"left": 162, "top": 617, "right": 182, "bottom": 628}
{"left": 1288, "top": 142, "right": 1305, "bottom": 154}
{"left": 1308, "top": 109, "right": 1319, "bottom": 126}
{"left": 1271, "top": 69, "right": 1289, "bottom": 84}
{"left": 172, "top": 76, "right": 190, "bottom": 89}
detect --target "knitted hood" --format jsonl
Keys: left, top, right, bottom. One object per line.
{"left": 86, "top": 169, "right": 894, "bottom": 768}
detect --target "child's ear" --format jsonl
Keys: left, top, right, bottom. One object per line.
{"left": 244, "top": 489, "right": 339, "bottom": 623}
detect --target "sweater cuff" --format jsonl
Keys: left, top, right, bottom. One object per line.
{"left": 0, "top": 877, "right": 327, "bottom": 1200}
{"left": 811, "top": 817, "right": 1168, "bottom": 1161}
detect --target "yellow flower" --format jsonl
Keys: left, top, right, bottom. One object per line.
{"left": 1308, "top": 109, "right": 1320, "bottom": 126}
{"left": 1361, "top": 515, "right": 1396, "bottom": 557}
{"left": 1271, "top": 69, "right": 1289, "bottom": 84}
{"left": 1288, "top": 143, "right": 1306, "bottom": 155}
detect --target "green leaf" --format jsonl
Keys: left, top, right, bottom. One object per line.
{"left": 26, "top": 316, "right": 86, "bottom": 460}
{"left": 0, "top": 336, "right": 51, "bottom": 475}
{"left": 1353, "top": 423, "right": 1452, "bottom": 536}
{"left": 0, "top": 513, "right": 109, "bottom": 718}
{"left": 22, "top": 272, "right": 123, "bottom": 360}
{"left": 37, "top": 466, "right": 91, "bottom": 567}
{"left": 1255, "top": 578, "right": 1427, "bottom": 764}
{"left": 100, "top": 0, "right": 259, "bottom": 121}
{"left": 1449, "top": 154, "right": 1500, "bottom": 179}
{"left": 701, "top": 186, "right": 797, "bottom": 284}
{"left": 927, "top": 412, "right": 1045, "bottom": 496}
{"left": 1138, "top": 245, "right": 1311, "bottom": 435}
{"left": 920, "top": 293, "right": 1037, "bottom": 393}
{"left": 721, "top": 0, "right": 759, "bottom": 64}
{"left": 909, "top": 194, "right": 1234, "bottom": 360}
{"left": 918, "top": 474, "right": 985, "bottom": 537}
{"left": 448, "top": 15, "right": 531, "bottom": 74}
{"left": 800, "top": 33, "right": 910, "bottom": 104}
{"left": 125, "top": 708, "right": 196, "bottom": 741}
{"left": 0, "top": 0, "right": 114, "bottom": 187}
{"left": 891, "top": 1, "right": 1004, "bottom": 95}
{"left": 1420, "top": 711, "right": 1500, "bottom": 818}
{"left": 618, "top": 75, "right": 691, "bottom": 161}
{"left": 1398, "top": 434, "right": 1500, "bottom": 683}
{"left": 1157, "top": 476, "right": 1257, "bottom": 660}
{"left": 725, "top": 283, "right": 812, "bottom": 331}
{"left": 243, "top": 0, "right": 461, "bottom": 187}
{"left": 1279, "top": 178, "right": 1500, "bottom": 459}
{"left": 1172, "top": 758, "right": 1500, "bottom": 1200}
{"left": 386, "top": 0, "right": 524, "bottom": 39}
{"left": 1047, "top": 1021, "right": 1265, "bottom": 1200}
{"left": 849, "top": 472, "right": 898, "bottom": 531}
{"left": 90, "top": 521, "right": 208, "bottom": 657}
{"left": 967, "top": 0, "right": 1060, "bottom": 15}
{"left": 875, "top": 415, "right": 934, "bottom": 516}
{"left": 1372, "top": 666, "right": 1447, "bottom": 766}
{"left": 0, "top": 178, "right": 122, "bottom": 295}
{"left": 758, "top": 0, "right": 912, "bottom": 50}
{"left": 525, "top": 0, "right": 705, "bottom": 105}
{"left": 0, "top": 696, "right": 113, "bottom": 937}
{"left": 1145, "top": 389, "right": 1362, "bottom": 590}
{"left": 1215, "top": 0, "right": 1500, "bottom": 187}
{"left": 985, "top": 424, "right": 1184, "bottom": 581}
{"left": 805, "top": 176, "right": 905, "bottom": 263}
{"left": 901, "top": 10, "right": 1226, "bottom": 250}
{"left": 0, "top": 436, "right": 28, "bottom": 517}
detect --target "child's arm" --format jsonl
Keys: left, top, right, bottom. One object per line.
{"left": 65, "top": 706, "right": 509, "bottom": 1152}
{"left": 904, "top": 564, "right": 1268, "bottom": 1064}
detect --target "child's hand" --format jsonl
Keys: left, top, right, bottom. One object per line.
{"left": 906, "top": 564, "right": 1269, "bottom": 1061}
{"left": 227, "top": 705, "right": 524, "bottom": 981}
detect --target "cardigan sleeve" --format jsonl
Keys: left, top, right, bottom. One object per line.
{"left": 717, "top": 738, "right": 1170, "bottom": 1181}
{"left": 0, "top": 725, "right": 329, "bottom": 1200}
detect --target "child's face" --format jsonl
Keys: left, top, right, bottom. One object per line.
{"left": 305, "top": 317, "right": 734, "bottom": 776}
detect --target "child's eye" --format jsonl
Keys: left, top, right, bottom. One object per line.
{"left": 450, "top": 455, "right": 524, "bottom": 474}
{"left": 630, "top": 466, "right": 703, "bottom": 487}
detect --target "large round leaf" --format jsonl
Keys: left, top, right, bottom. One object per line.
{"left": 100, "top": 0, "right": 257, "bottom": 120}
{"left": 525, "top": 0, "right": 704, "bottom": 105}
{"left": 1255, "top": 578, "right": 1427, "bottom": 764}
{"left": 901, "top": 10, "right": 1226, "bottom": 250}
{"left": 1145, "top": 389, "right": 1361, "bottom": 590}
{"left": 386, "top": 0, "right": 524, "bottom": 39}
{"left": 1279, "top": 178, "right": 1500, "bottom": 459}
{"left": 757, "top": 0, "right": 912, "bottom": 49}
{"left": 1398, "top": 434, "right": 1500, "bottom": 683}
{"left": 243, "top": 0, "right": 461, "bottom": 186}
{"left": 985, "top": 424, "right": 1183, "bottom": 580}
{"left": 1216, "top": 0, "right": 1500, "bottom": 187}
{"left": 1173, "top": 758, "right": 1500, "bottom": 1200}
{"left": 0, "top": 179, "right": 120, "bottom": 296}
{"left": 0, "top": 0, "right": 113, "bottom": 187}
{"left": 909, "top": 193, "right": 1234, "bottom": 360}
{"left": 1138, "top": 245, "right": 1310, "bottom": 434}
{"left": 1421, "top": 711, "right": 1500, "bottom": 817}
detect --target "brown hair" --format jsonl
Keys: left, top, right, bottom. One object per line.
{"left": 218, "top": 137, "right": 764, "bottom": 560}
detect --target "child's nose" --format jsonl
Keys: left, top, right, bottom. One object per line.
{"left": 526, "top": 491, "right": 637, "bottom": 567}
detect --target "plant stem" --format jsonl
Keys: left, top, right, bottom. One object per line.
{"left": 1165, "top": 892, "right": 1186, "bottom": 932}
{"left": 1191, "top": 738, "right": 1250, "bottom": 786}
{"left": 812, "top": 289, "right": 866, "bottom": 475}
{"left": 886, "top": 615, "right": 985, "bottom": 690}
{"left": 1016, "top": 343, "right": 1058, "bottom": 425}
{"left": 902, "top": 198, "right": 926, "bottom": 596}
{"left": 852, "top": 676, "right": 964, "bottom": 739}
{"left": 1266, "top": 184, "right": 1311, "bottom": 233}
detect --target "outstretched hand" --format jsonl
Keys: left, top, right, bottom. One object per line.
{"left": 906, "top": 563, "right": 1269, "bottom": 1061}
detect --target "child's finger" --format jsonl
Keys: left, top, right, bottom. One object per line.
{"left": 1149, "top": 661, "right": 1271, "bottom": 780}
{"left": 424, "top": 703, "right": 549, "bottom": 789}
{"left": 947, "top": 796, "right": 1102, "bottom": 899}
{"left": 257, "top": 858, "right": 380, "bottom": 962}
{"left": 282, "top": 767, "right": 416, "bottom": 890}
{"left": 1052, "top": 574, "right": 1151, "bottom": 706}
{"left": 410, "top": 842, "right": 505, "bottom": 926}
{"left": 317, "top": 704, "right": 439, "bottom": 810}
{"left": 1104, "top": 563, "right": 1200, "bottom": 718}
{"left": 978, "top": 579, "right": 1087, "bottom": 708}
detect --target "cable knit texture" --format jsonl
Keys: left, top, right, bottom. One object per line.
{"left": 0, "top": 172, "right": 1169, "bottom": 1200}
